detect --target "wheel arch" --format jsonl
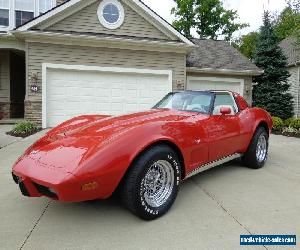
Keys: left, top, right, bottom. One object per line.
{"left": 140, "top": 140, "right": 186, "bottom": 180}
{"left": 255, "top": 120, "right": 270, "bottom": 134}
{"left": 120, "top": 139, "right": 186, "bottom": 187}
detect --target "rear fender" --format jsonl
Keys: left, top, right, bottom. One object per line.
{"left": 242, "top": 108, "right": 272, "bottom": 152}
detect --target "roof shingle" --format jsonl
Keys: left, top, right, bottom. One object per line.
{"left": 187, "top": 39, "right": 261, "bottom": 73}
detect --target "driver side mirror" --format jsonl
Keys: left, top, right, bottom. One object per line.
{"left": 220, "top": 106, "right": 232, "bottom": 115}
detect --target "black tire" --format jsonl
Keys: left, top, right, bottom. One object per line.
{"left": 242, "top": 127, "right": 269, "bottom": 169}
{"left": 120, "top": 145, "right": 181, "bottom": 220}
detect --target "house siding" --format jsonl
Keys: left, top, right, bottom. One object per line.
{"left": 0, "top": 50, "right": 10, "bottom": 118}
{"left": 288, "top": 66, "right": 300, "bottom": 117}
{"left": 26, "top": 42, "right": 186, "bottom": 124}
{"left": 45, "top": 0, "right": 173, "bottom": 41}
{"left": 0, "top": 51, "right": 10, "bottom": 102}
{"left": 186, "top": 72, "right": 253, "bottom": 105}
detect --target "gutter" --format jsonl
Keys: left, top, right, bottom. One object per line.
{"left": 0, "top": 32, "right": 25, "bottom": 50}
{"left": 186, "top": 67, "right": 264, "bottom": 76}
{"left": 11, "top": 30, "right": 196, "bottom": 53}
{"left": 296, "top": 67, "right": 300, "bottom": 118}
{"left": 287, "top": 61, "right": 300, "bottom": 68}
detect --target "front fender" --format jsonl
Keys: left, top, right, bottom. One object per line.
{"left": 72, "top": 123, "right": 185, "bottom": 198}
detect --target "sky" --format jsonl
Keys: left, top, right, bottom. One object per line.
{"left": 142, "top": 0, "right": 287, "bottom": 37}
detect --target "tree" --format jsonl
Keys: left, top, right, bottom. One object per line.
{"left": 236, "top": 0, "right": 300, "bottom": 59}
{"left": 253, "top": 11, "right": 294, "bottom": 120}
{"left": 274, "top": 0, "right": 300, "bottom": 41}
{"left": 234, "top": 32, "right": 258, "bottom": 59}
{"left": 171, "top": 0, "right": 248, "bottom": 40}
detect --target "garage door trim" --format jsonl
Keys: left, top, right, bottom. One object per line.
{"left": 186, "top": 76, "right": 244, "bottom": 94}
{"left": 42, "top": 63, "right": 173, "bottom": 128}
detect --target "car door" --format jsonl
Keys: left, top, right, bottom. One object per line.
{"left": 207, "top": 92, "right": 243, "bottom": 161}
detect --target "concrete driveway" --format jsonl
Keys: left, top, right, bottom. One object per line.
{"left": 0, "top": 133, "right": 299, "bottom": 250}
{"left": 0, "top": 125, "right": 21, "bottom": 149}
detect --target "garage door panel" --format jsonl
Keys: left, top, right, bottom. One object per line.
{"left": 125, "top": 103, "right": 139, "bottom": 111}
{"left": 125, "top": 89, "right": 138, "bottom": 98}
{"left": 187, "top": 78, "right": 243, "bottom": 95}
{"left": 111, "top": 89, "right": 123, "bottom": 97}
{"left": 45, "top": 68, "right": 171, "bottom": 127}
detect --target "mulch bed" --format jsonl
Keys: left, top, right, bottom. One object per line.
{"left": 272, "top": 130, "right": 300, "bottom": 138}
{"left": 6, "top": 128, "right": 43, "bottom": 138}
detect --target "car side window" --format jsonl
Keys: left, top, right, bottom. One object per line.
{"left": 213, "top": 92, "right": 238, "bottom": 115}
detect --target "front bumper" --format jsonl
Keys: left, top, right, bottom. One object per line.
{"left": 12, "top": 157, "right": 104, "bottom": 202}
{"left": 12, "top": 172, "right": 57, "bottom": 198}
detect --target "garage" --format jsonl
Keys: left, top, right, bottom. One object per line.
{"left": 187, "top": 76, "right": 244, "bottom": 95}
{"left": 42, "top": 64, "right": 172, "bottom": 128}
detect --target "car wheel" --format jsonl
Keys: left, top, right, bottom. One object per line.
{"left": 121, "top": 145, "right": 181, "bottom": 220}
{"left": 242, "top": 127, "right": 269, "bottom": 169}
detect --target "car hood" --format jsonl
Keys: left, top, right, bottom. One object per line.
{"left": 17, "top": 109, "right": 203, "bottom": 173}
{"left": 48, "top": 109, "right": 195, "bottom": 138}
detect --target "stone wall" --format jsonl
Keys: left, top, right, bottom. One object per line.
{"left": 25, "top": 100, "right": 42, "bottom": 126}
{"left": 0, "top": 102, "right": 10, "bottom": 119}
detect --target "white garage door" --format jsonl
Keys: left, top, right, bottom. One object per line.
{"left": 187, "top": 77, "right": 243, "bottom": 95}
{"left": 44, "top": 66, "right": 172, "bottom": 127}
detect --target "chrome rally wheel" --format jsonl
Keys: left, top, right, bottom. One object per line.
{"left": 121, "top": 145, "right": 181, "bottom": 220}
{"left": 256, "top": 134, "right": 267, "bottom": 163}
{"left": 242, "top": 127, "right": 269, "bottom": 169}
{"left": 142, "top": 160, "right": 174, "bottom": 208}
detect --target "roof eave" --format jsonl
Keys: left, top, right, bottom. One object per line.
{"left": 15, "top": 0, "right": 194, "bottom": 46}
{"left": 0, "top": 32, "right": 25, "bottom": 50}
{"left": 186, "top": 67, "right": 264, "bottom": 76}
{"left": 287, "top": 61, "right": 300, "bottom": 68}
{"left": 12, "top": 30, "right": 196, "bottom": 53}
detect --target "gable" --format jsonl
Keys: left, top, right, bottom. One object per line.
{"left": 35, "top": 0, "right": 176, "bottom": 41}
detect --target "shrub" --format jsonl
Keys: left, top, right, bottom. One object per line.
{"left": 284, "top": 117, "right": 294, "bottom": 127}
{"left": 290, "top": 119, "right": 300, "bottom": 130}
{"left": 282, "top": 126, "right": 298, "bottom": 133}
{"left": 10, "top": 121, "right": 38, "bottom": 135}
{"left": 272, "top": 117, "right": 284, "bottom": 131}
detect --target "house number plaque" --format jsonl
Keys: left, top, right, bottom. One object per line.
{"left": 30, "top": 85, "right": 39, "bottom": 92}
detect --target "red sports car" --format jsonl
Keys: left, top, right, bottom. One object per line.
{"left": 12, "top": 91, "right": 272, "bottom": 220}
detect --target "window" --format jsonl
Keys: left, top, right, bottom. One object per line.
{"left": 153, "top": 92, "right": 214, "bottom": 114}
{"left": 97, "top": 0, "right": 124, "bottom": 29}
{"left": 39, "top": 0, "right": 54, "bottom": 14}
{"left": 213, "top": 92, "right": 238, "bottom": 115}
{"left": 15, "top": 10, "right": 34, "bottom": 27}
{"left": 15, "top": 0, "right": 34, "bottom": 27}
{"left": 15, "top": 0, "right": 34, "bottom": 11}
{"left": 0, "top": 0, "right": 9, "bottom": 27}
{"left": 103, "top": 4, "right": 119, "bottom": 24}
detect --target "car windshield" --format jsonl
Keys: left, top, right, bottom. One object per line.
{"left": 153, "top": 91, "right": 214, "bottom": 114}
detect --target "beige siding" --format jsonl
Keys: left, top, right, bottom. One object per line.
{"left": 0, "top": 50, "right": 10, "bottom": 102}
{"left": 27, "top": 42, "right": 186, "bottom": 102}
{"left": 288, "top": 66, "right": 300, "bottom": 117}
{"left": 45, "top": 0, "right": 172, "bottom": 41}
{"left": 186, "top": 72, "right": 253, "bottom": 105}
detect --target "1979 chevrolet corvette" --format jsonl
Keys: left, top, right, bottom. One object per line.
{"left": 12, "top": 91, "right": 272, "bottom": 220}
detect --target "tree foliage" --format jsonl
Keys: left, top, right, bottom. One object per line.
{"left": 273, "top": 0, "right": 300, "bottom": 41}
{"left": 253, "top": 12, "right": 294, "bottom": 119}
{"left": 171, "top": 0, "right": 248, "bottom": 40}
{"left": 236, "top": 0, "right": 300, "bottom": 59}
{"left": 233, "top": 32, "right": 258, "bottom": 59}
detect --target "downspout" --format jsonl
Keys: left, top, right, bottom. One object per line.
{"left": 298, "top": 67, "right": 300, "bottom": 118}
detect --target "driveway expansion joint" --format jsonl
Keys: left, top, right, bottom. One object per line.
{"left": 191, "top": 178, "right": 269, "bottom": 250}
{"left": 19, "top": 201, "right": 52, "bottom": 250}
